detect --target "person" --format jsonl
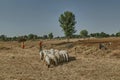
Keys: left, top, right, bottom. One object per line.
{"left": 21, "top": 42, "right": 25, "bottom": 49}
{"left": 39, "top": 41, "right": 43, "bottom": 51}
{"left": 99, "top": 43, "right": 107, "bottom": 50}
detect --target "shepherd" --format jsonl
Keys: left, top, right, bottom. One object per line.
{"left": 39, "top": 41, "right": 43, "bottom": 51}
{"left": 21, "top": 42, "right": 25, "bottom": 49}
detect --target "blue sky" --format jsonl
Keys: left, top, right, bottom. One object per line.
{"left": 0, "top": 0, "right": 120, "bottom": 37}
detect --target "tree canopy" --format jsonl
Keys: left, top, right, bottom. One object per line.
{"left": 48, "top": 33, "right": 53, "bottom": 39}
{"left": 80, "top": 30, "right": 88, "bottom": 38}
{"left": 59, "top": 11, "right": 76, "bottom": 41}
{"left": 116, "top": 32, "right": 120, "bottom": 37}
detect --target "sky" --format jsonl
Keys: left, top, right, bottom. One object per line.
{"left": 0, "top": 0, "right": 120, "bottom": 37}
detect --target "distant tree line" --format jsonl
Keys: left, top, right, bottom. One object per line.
{"left": 0, "top": 31, "right": 120, "bottom": 41}
{"left": 0, "top": 33, "right": 54, "bottom": 41}
{"left": 72, "top": 30, "right": 120, "bottom": 38}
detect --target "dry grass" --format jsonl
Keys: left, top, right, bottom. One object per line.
{"left": 0, "top": 38, "right": 120, "bottom": 80}
{"left": 110, "top": 50, "right": 120, "bottom": 58}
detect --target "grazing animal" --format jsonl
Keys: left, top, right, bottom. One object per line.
{"left": 39, "top": 49, "right": 58, "bottom": 67}
{"left": 59, "top": 50, "right": 69, "bottom": 62}
{"left": 39, "top": 50, "right": 44, "bottom": 60}
{"left": 44, "top": 55, "right": 51, "bottom": 68}
{"left": 99, "top": 43, "right": 107, "bottom": 50}
{"left": 39, "top": 48, "right": 69, "bottom": 68}
{"left": 54, "top": 49, "right": 61, "bottom": 63}
{"left": 44, "top": 54, "right": 58, "bottom": 68}
{"left": 46, "top": 53, "right": 58, "bottom": 66}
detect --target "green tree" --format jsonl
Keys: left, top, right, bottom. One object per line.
{"left": 59, "top": 11, "right": 76, "bottom": 42}
{"left": 90, "top": 33, "right": 97, "bottom": 37}
{"left": 43, "top": 35, "right": 48, "bottom": 39}
{"left": 100, "top": 32, "right": 106, "bottom": 37}
{"left": 80, "top": 30, "right": 88, "bottom": 38}
{"left": 111, "top": 34, "right": 115, "bottom": 37}
{"left": 12, "top": 36, "right": 17, "bottom": 41}
{"left": 99, "top": 32, "right": 109, "bottom": 37}
{"left": 28, "top": 34, "right": 38, "bottom": 40}
{"left": 116, "top": 32, "right": 120, "bottom": 37}
{"left": 28, "top": 34, "right": 34, "bottom": 40}
{"left": 90, "top": 32, "right": 110, "bottom": 38}
{"left": 0, "top": 35, "right": 7, "bottom": 41}
{"left": 48, "top": 33, "right": 53, "bottom": 39}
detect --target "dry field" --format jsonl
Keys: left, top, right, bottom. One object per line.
{"left": 0, "top": 38, "right": 120, "bottom": 80}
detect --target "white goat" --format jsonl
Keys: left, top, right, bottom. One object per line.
{"left": 39, "top": 49, "right": 48, "bottom": 60}
{"left": 53, "top": 49, "right": 61, "bottom": 63}
{"left": 47, "top": 53, "right": 58, "bottom": 66}
{"left": 39, "top": 49, "right": 58, "bottom": 67}
{"left": 49, "top": 49, "right": 69, "bottom": 62}
{"left": 59, "top": 50, "right": 69, "bottom": 62}
{"left": 49, "top": 49, "right": 64, "bottom": 63}
{"left": 39, "top": 49, "right": 69, "bottom": 68}
{"left": 39, "top": 50, "right": 44, "bottom": 60}
{"left": 44, "top": 55, "right": 51, "bottom": 68}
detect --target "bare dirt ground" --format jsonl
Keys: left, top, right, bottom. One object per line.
{"left": 0, "top": 38, "right": 120, "bottom": 80}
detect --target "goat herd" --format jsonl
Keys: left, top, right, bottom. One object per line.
{"left": 38, "top": 42, "right": 112, "bottom": 68}
{"left": 39, "top": 49, "right": 69, "bottom": 68}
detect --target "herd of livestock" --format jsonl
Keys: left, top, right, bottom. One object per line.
{"left": 38, "top": 42, "right": 112, "bottom": 68}
{"left": 39, "top": 49, "right": 69, "bottom": 68}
